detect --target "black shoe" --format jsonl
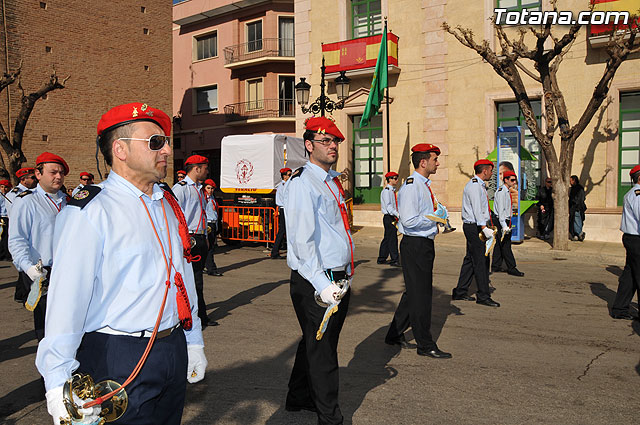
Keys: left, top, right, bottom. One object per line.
{"left": 270, "top": 254, "right": 282, "bottom": 259}
{"left": 208, "top": 270, "right": 223, "bottom": 276}
{"left": 452, "top": 294, "right": 476, "bottom": 301}
{"left": 417, "top": 347, "right": 452, "bottom": 359}
{"left": 388, "top": 261, "right": 401, "bottom": 267}
{"left": 476, "top": 298, "right": 500, "bottom": 307}
{"left": 285, "top": 404, "right": 317, "bottom": 413}
{"left": 443, "top": 227, "right": 456, "bottom": 233}
{"left": 507, "top": 269, "right": 524, "bottom": 277}
{"left": 610, "top": 312, "right": 635, "bottom": 320}
{"left": 377, "top": 260, "right": 387, "bottom": 264}
{"left": 578, "top": 232, "right": 586, "bottom": 241}
{"left": 492, "top": 267, "right": 505, "bottom": 273}
{"left": 385, "top": 334, "right": 411, "bottom": 348}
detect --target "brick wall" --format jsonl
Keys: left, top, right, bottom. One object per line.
{"left": 0, "top": 0, "right": 172, "bottom": 184}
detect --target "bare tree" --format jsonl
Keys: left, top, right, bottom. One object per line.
{"left": 443, "top": 1, "right": 639, "bottom": 250}
{"left": 0, "top": 65, "right": 69, "bottom": 184}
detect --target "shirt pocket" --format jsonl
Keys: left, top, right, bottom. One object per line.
{"left": 111, "top": 241, "right": 158, "bottom": 290}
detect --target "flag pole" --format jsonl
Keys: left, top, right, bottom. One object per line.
{"left": 384, "top": 18, "right": 390, "bottom": 173}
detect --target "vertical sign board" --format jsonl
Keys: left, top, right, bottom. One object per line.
{"left": 497, "top": 126, "right": 523, "bottom": 242}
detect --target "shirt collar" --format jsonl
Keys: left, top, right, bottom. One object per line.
{"left": 474, "top": 175, "right": 486, "bottom": 187}
{"left": 17, "top": 183, "right": 27, "bottom": 191}
{"left": 411, "top": 170, "right": 429, "bottom": 185}
{"left": 183, "top": 175, "right": 197, "bottom": 186}
{"left": 306, "top": 162, "right": 340, "bottom": 183}
{"left": 385, "top": 184, "right": 395, "bottom": 191}
{"left": 35, "top": 184, "right": 65, "bottom": 200}
{"left": 107, "top": 171, "right": 164, "bottom": 201}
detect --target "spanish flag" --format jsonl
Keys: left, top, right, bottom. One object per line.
{"left": 590, "top": 0, "right": 639, "bottom": 35}
{"left": 322, "top": 32, "right": 398, "bottom": 74}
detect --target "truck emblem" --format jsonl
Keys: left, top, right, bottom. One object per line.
{"left": 235, "top": 159, "right": 254, "bottom": 184}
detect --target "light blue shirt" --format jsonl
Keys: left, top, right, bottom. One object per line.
{"left": 0, "top": 195, "right": 6, "bottom": 217}
{"left": 275, "top": 180, "right": 287, "bottom": 207}
{"left": 620, "top": 183, "right": 640, "bottom": 235}
{"left": 8, "top": 184, "right": 66, "bottom": 272}
{"left": 173, "top": 175, "right": 207, "bottom": 234}
{"left": 397, "top": 171, "right": 438, "bottom": 238}
{"left": 284, "top": 162, "right": 353, "bottom": 293}
{"left": 205, "top": 194, "right": 218, "bottom": 223}
{"left": 380, "top": 184, "right": 399, "bottom": 216}
{"left": 492, "top": 184, "right": 512, "bottom": 229}
{"left": 35, "top": 172, "right": 203, "bottom": 392}
{"left": 5, "top": 183, "right": 28, "bottom": 216}
{"left": 461, "top": 175, "right": 491, "bottom": 226}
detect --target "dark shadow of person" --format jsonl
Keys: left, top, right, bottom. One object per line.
{"left": 0, "top": 330, "right": 37, "bottom": 363}
{"left": 588, "top": 282, "right": 616, "bottom": 310}
{"left": 206, "top": 279, "right": 288, "bottom": 324}
{"left": 0, "top": 378, "right": 44, "bottom": 421}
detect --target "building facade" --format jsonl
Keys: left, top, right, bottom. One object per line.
{"left": 0, "top": 0, "right": 172, "bottom": 183}
{"left": 295, "top": 0, "right": 639, "bottom": 241}
{"left": 172, "top": 0, "right": 296, "bottom": 182}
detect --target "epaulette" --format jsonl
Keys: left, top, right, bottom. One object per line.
{"left": 290, "top": 167, "right": 304, "bottom": 180}
{"left": 176, "top": 180, "right": 187, "bottom": 186}
{"left": 384, "top": 186, "right": 391, "bottom": 190}
{"left": 10, "top": 187, "right": 19, "bottom": 193}
{"left": 158, "top": 182, "right": 176, "bottom": 198}
{"left": 635, "top": 189, "right": 640, "bottom": 196}
{"left": 17, "top": 190, "right": 33, "bottom": 198}
{"left": 68, "top": 185, "right": 101, "bottom": 209}
{"left": 472, "top": 178, "right": 478, "bottom": 183}
{"left": 497, "top": 187, "right": 503, "bottom": 192}
{"left": 406, "top": 178, "right": 414, "bottom": 184}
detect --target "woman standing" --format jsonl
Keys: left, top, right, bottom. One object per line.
{"left": 569, "top": 175, "right": 587, "bottom": 241}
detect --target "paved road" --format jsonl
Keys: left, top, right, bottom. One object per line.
{"left": 0, "top": 228, "right": 638, "bottom": 424}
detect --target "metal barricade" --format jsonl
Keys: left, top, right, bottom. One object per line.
{"left": 219, "top": 206, "right": 278, "bottom": 243}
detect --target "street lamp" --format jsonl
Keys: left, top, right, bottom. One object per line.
{"left": 295, "top": 57, "right": 350, "bottom": 116}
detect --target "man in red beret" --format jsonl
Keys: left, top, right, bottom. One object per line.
{"left": 452, "top": 159, "right": 501, "bottom": 307}
{"left": 491, "top": 170, "right": 524, "bottom": 276}
{"left": 173, "top": 154, "right": 219, "bottom": 326}
{"left": 283, "top": 116, "right": 352, "bottom": 424}
{"left": 72, "top": 172, "right": 95, "bottom": 197}
{"left": 36, "top": 102, "right": 206, "bottom": 425}
{"left": 9, "top": 151, "right": 69, "bottom": 346}
{"left": 385, "top": 143, "right": 452, "bottom": 359}
{"left": 271, "top": 167, "right": 292, "bottom": 259}
{"left": 6, "top": 167, "right": 37, "bottom": 216}
{"left": 0, "top": 179, "right": 10, "bottom": 261}
{"left": 177, "top": 170, "right": 186, "bottom": 181}
{"left": 202, "top": 178, "right": 222, "bottom": 276}
{"left": 377, "top": 171, "right": 400, "bottom": 266}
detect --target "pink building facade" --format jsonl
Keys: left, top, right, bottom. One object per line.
{"left": 172, "top": 0, "right": 295, "bottom": 182}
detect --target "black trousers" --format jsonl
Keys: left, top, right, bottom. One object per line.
{"left": 617, "top": 234, "right": 640, "bottom": 314}
{"left": 287, "top": 270, "right": 350, "bottom": 425}
{"left": 14, "top": 270, "right": 28, "bottom": 303}
{"left": 491, "top": 218, "right": 517, "bottom": 272}
{"left": 19, "top": 271, "right": 47, "bottom": 341}
{"left": 190, "top": 234, "right": 208, "bottom": 326}
{"left": 0, "top": 218, "right": 10, "bottom": 260}
{"left": 611, "top": 263, "right": 638, "bottom": 315}
{"left": 454, "top": 223, "right": 491, "bottom": 301}
{"left": 205, "top": 223, "right": 218, "bottom": 273}
{"left": 271, "top": 208, "right": 286, "bottom": 257}
{"left": 385, "top": 235, "right": 436, "bottom": 350}
{"left": 377, "top": 215, "right": 399, "bottom": 263}
{"left": 76, "top": 328, "right": 187, "bottom": 425}
{"left": 537, "top": 206, "right": 553, "bottom": 237}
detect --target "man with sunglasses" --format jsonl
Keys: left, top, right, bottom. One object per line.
{"left": 271, "top": 167, "right": 292, "bottom": 259}
{"left": 177, "top": 170, "right": 186, "bottom": 181}
{"left": 71, "top": 172, "right": 94, "bottom": 197}
{"left": 36, "top": 102, "right": 206, "bottom": 425}
{"left": 283, "top": 116, "right": 353, "bottom": 425}
{"left": 491, "top": 170, "right": 524, "bottom": 276}
{"left": 377, "top": 171, "right": 400, "bottom": 266}
{"left": 173, "top": 154, "right": 214, "bottom": 329}
{"left": 6, "top": 167, "right": 37, "bottom": 216}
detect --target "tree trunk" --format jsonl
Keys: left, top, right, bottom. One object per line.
{"left": 551, "top": 177, "right": 570, "bottom": 251}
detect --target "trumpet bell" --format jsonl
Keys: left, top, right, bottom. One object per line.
{"left": 95, "top": 380, "right": 127, "bottom": 422}
{"left": 63, "top": 373, "right": 127, "bottom": 423}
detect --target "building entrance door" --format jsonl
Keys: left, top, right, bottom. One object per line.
{"left": 352, "top": 114, "right": 383, "bottom": 203}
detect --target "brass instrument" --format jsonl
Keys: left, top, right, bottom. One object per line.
{"left": 60, "top": 373, "right": 127, "bottom": 425}
{"left": 478, "top": 225, "right": 497, "bottom": 242}
{"left": 479, "top": 226, "right": 497, "bottom": 256}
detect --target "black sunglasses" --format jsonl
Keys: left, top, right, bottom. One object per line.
{"left": 118, "top": 134, "right": 171, "bottom": 151}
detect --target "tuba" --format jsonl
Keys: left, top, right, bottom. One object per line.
{"left": 60, "top": 373, "right": 127, "bottom": 425}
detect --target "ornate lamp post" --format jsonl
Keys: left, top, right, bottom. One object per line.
{"left": 295, "top": 57, "right": 351, "bottom": 116}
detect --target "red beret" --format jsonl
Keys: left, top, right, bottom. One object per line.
{"left": 630, "top": 165, "right": 640, "bottom": 176}
{"left": 474, "top": 159, "right": 494, "bottom": 169}
{"left": 305, "top": 116, "right": 345, "bottom": 141}
{"left": 204, "top": 178, "right": 216, "bottom": 187}
{"left": 411, "top": 143, "right": 441, "bottom": 155}
{"left": 280, "top": 167, "right": 292, "bottom": 174}
{"left": 79, "top": 172, "right": 92, "bottom": 178}
{"left": 503, "top": 170, "right": 517, "bottom": 179}
{"left": 177, "top": 170, "right": 186, "bottom": 175}
{"left": 184, "top": 155, "right": 208, "bottom": 165}
{"left": 385, "top": 171, "right": 398, "bottom": 178}
{"left": 16, "top": 167, "right": 35, "bottom": 178}
{"left": 0, "top": 179, "right": 11, "bottom": 187}
{"left": 36, "top": 152, "right": 69, "bottom": 176}
{"left": 97, "top": 102, "right": 171, "bottom": 138}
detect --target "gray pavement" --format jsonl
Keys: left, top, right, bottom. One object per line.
{"left": 0, "top": 227, "right": 638, "bottom": 424}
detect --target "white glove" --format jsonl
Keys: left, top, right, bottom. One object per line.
{"left": 187, "top": 345, "right": 208, "bottom": 384}
{"left": 482, "top": 227, "right": 494, "bottom": 239}
{"left": 46, "top": 386, "right": 102, "bottom": 425}
{"left": 502, "top": 225, "right": 511, "bottom": 234}
{"left": 320, "top": 283, "right": 342, "bottom": 305}
{"left": 26, "top": 264, "right": 45, "bottom": 282}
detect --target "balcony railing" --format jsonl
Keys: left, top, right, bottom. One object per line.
{"left": 223, "top": 38, "right": 295, "bottom": 65}
{"left": 223, "top": 99, "right": 295, "bottom": 122}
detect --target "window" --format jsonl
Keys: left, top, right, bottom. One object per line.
{"left": 618, "top": 92, "right": 640, "bottom": 205}
{"left": 247, "top": 21, "right": 262, "bottom": 52}
{"left": 279, "top": 17, "right": 295, "bottom": 56}
{"left": 351, "top": 0, "right": 382, "bottom": 39}
{"left": 496, "top": 0, "right": 541, "bottom": 12}
{"left": 195, "top": 32, "right": 217, "bottom": 61}
{"left": 247, "top": 79, "right": 263, "bottom": 110}
{"left": 496, "top": 100, "right": 542, "bottom": 200}
{"left": 195, "top": 85, "right": 218, "bottom": 113}
{"left": 353, "top": 114, "right": 384, "bottom": 203}
{"left": 279, "top": 76, "right": 295, "bottom": 117}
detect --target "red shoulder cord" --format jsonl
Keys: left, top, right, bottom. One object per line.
{"left": 425, "top": 182, "right": 437, "bottom": 212}
{"left": 325, "top": 177, "right": 355, "bottom": 278}
{"left": 84, "top": 192, "right": 194, "bottom": 409}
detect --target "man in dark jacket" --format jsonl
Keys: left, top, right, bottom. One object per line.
{"left": 569, "top": 175, "right": 586, "bottom": 241}
{"left": 536, "top": 178, "right": 553, "bottom": 240}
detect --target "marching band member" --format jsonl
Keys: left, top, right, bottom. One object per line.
{"left": 71, "top": 171, "right": 94, "bottom": 197}
{"left": 271, "top": 167, "right": 291, "bottom": 259}
{"left": 377, "top": 171, "right": 400, "bottom": 266}
{"left": 203, "top": 178, "right": 223, "bottom": 277}
{"left": 6, "top": 167, "right": 37, "bottom": 216}
{"left": 491, "top": 170, "right": 524, "bottom": 276}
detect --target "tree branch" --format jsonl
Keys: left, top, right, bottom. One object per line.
{"left": 515, "top": 60, "right": 541, "bottom": 82}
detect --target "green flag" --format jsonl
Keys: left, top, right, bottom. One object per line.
{"left": 359, "top": 29, "right": 388, "bottom": 128}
